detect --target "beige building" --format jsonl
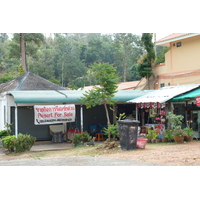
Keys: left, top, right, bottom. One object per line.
{"left": 155, "top": 33, "right": 200, "bottom": 89}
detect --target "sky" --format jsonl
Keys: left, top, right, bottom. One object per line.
{"left": 7, "top": 33, "right": 172, "bottom": 41}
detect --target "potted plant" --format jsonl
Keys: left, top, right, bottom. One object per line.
{"left": 162, "top": 129, "right": 174, "bottom": 142}
{"left": 166, "top": 112, "right": 185, "bottom": 144}
{"left": 146, "top": 129, "right": 154, "bottom": 143}
{"left": 183, "top": 127, "right": 194, "bottom": 142}
{"left": 172, "top": 129, "right": 186, "bottom": 143}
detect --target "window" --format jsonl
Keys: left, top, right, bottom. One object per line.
{"left": 160, "top": 83, "right": 165, "bottom": 88}
{"left": 176, "top": 42, "right": 182, "bottom": 47}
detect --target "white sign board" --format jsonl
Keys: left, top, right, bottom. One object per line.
{"left": 34, "top": 104, "right": 75, "bottom": 125}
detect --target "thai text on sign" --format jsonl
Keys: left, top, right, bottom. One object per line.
{"left": 34, "top": 104, "right": 75, "bottom": 125}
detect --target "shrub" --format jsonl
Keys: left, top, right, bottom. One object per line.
{"left": 183, "top": 127, "right": 194, "bottom": 136}
{"left": 72, "top": 132, "right": 91, "bottom": 146}
{"left": 0, "top": 130, "right": 9, "bottom": 139}
{"left": 163, "top": 129, "right": 174, "bottom": 140}
{"left": 103, "top": 124, "right": 119, "bottom": 140}
{"left": 2, "top": 133, "right": 36, "bottom": 153}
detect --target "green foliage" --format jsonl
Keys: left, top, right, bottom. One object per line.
{"left": 2, "top": 133, "right": 36, "bottom": 153}
{"left": 183, "top": 127, "right": 194, "bottom": 136}
{"left": 166, "top": 112, "right": 184, "bottom": 130}
{"left": 172, "top": 129, "right": 187, "bottom": 137}
{"left": 80, "top": 63, "right": 119, "bottom": 136}
{"left": 0, "top": 72, "right": 16, "bottom": 84}
{"left": 4, "top": 122, "right": 14, "bottom": 136}
{"left": 0, "top": 130, "right": 9, "bottom": 139}
{"left": 72, "top": 132, "right": 91, "bottom": 146}
{"left": 103, "top": 124, "right": 119, "bottom": 139}
{"left": 113, "top": 33, "right": 143, "bottom": 81}
{"left": 18, "top": 65, "right": 25, "bottom": 75}
{"left": 137, "top": 33, "right": 156, "bottom": 84}
{"left": 155, "top": 46, "right": 169, "bottom": 65}
{"left": 146, "top": 129, "right": 158, "bottom": 139}
{"left": 1, "top": 33, "right": 144, "bottom": 88}
{"left": 80, "top": 63, "right": 119, "bottom": 107}
{"left": 141, "top": 33, "right": 155, "bottom": 64}
{"left": 163, "top": 129, "right": 174, "bottom": 140}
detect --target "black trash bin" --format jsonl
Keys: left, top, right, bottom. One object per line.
{"left": 117, "top": 119, "right": 140, "bottom": 150}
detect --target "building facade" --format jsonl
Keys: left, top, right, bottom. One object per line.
{"left": 155, "top": 33, "right": 200, "bottom": 88}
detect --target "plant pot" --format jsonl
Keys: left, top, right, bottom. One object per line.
{"left": 184, "top": 136, "right": 193, "bottom": 142}
{"left": 162, "top": 138, "right": 168, "bottom": 143}
{"left": 155, "top": 139, "right": 160, "bottom": 143}
{"left": 174, "top": 136, "right": 184, "bottom": 144}
{"left": 137, "top": 138, "right": 148, "bottom": 149}
{"left": 147, "top": 139, "right": 151, "bottom": 143}
{"left": 151, "top": 139, "right": 156, "bottom": 143}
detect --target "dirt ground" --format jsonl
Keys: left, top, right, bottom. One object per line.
{"left": 99, "top": 140, "right": 200, "bottom": 166}
{"left": 1, "top": 140, "right": 200, "bottom": 166}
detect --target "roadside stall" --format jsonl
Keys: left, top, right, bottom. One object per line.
{"left": 127, "top": 84, "right": 200, "bottom": 138}
{"left": 171, "top": 88, "right": 200, "bottom": 139}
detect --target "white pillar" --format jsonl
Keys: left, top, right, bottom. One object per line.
{"left": 15, "top": 104, "right": 18, "bottom": 138}
{"left": 136, "top": 104, "right": 138, "bottom": 121}
{"left": 80, "top": 105, "right": 83, "bottom": 132}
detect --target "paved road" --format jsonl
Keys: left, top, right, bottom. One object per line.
{"left": 0, "top": 155, "right": 167, "bottom": 166}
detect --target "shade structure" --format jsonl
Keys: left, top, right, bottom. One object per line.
{"left": 128, "top": 84, "right": 200, "bottom": 103}
{"left": 8, "top": 90, "right": 153, "bottom": 104}
{"left": 172, "top": 88, "right": 200, "bottom": 101}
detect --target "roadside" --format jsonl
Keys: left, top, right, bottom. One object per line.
{"left": 0, "top": 140, "right": 200, "bottom": 166}
{"left": 0, "top": 155, "right": 165, "bottom": 166}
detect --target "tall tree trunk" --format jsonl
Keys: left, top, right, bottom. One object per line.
{"left": 103, "top": 101, "right": 111, "bottom": 139}
{"left": 20, "top": 33, "right": 26, "bottom": 72}
{"left": 123, "top": 58, "right": 127, "bottom": 82}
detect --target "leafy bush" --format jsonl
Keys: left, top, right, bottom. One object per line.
{"left": 172, "top": 129, "right": 187, "bottom": 137}
{"left": 72, "top": 132, "right": 91, "bottom": 146}
{"left": 0, "top": 130, "right": 9, "bottom": 139}
{"left": 103, "top": 124, "right": 119, "bottom": 140}
{"left": 163, "top": 129, "right": 174, "bottom": 140}
{"left": 2, "top": 133, "right": 36, "bottom": 153}
{"left": 183, "top": 127, "right": 194, "bottom": 136}
{"left": 166, "top": 112, "right": 184, "bottom": 130}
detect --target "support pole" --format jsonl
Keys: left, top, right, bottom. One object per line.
{"left": 80, "top": 105, "right": 83, "bottom": 132}
{"left": 15, "top": 104, "right": 18, "bottom": 138}
{"left": 136, "top": 104, "right": 138, "bottom": 121}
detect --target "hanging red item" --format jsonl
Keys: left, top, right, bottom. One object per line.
{"left": 157, "top": 102, "right": 161, "bottom": 109}
{"left": 196, "top": 96, "right": 200, "bottom": 106}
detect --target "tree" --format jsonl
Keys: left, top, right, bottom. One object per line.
{"left": 114, "top": 33, "right": 143, "bottom": 82}
{"left": 9, "top": 33, "right": 45, "bottom": 71}
{"left": 53, "top": 34, "right": 86, "bottom": 87}
{"left": 137, "top": 33, "right": 156, "bottom": 89}
{"left": 80, "top": 63, "right": 119, "bottom": 139}
{"left": 155, "top": 46, "right": 169, "bottom": 65}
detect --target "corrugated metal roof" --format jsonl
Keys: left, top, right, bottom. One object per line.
{"left": 8, "top": 90, "right": 153, "bottom": 104}
{"left": 79, "top": 81, "right": 140, "bottom": 91}
{"left": 128, "top": 84, "right": 200, "bottom": 103}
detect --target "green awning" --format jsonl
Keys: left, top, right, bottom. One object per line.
{"left": 9, "top": 90, "right": 85, "bottom": 103}
{"left": 8, "top": 90, "right": 152, "bottom": 104}
{"left": 172, "top": 88, "right": 200, "bottom": 101}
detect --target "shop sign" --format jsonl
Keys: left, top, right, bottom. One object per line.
{"left": 34, "top": 104, "right": 76, "bottom": 125}
{"left": 196, "top": 96, "right": 200, "bottom": 106}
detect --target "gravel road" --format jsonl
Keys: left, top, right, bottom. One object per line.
{"left": 0, "top": 155, "right": 167, "bottom": 166}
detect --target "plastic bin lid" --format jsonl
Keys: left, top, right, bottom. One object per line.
{"left": 117, "top": 119, "right": 140, "bottom": 124}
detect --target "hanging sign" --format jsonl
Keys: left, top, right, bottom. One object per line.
{"left": 137, "top": 102, "right": 166, "bottom": 109}
{"left": 34, "top": 104, "right": 75, "bottom": 125}
{"left": 196, "top": 96, "right": 200, "bottom": 106}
